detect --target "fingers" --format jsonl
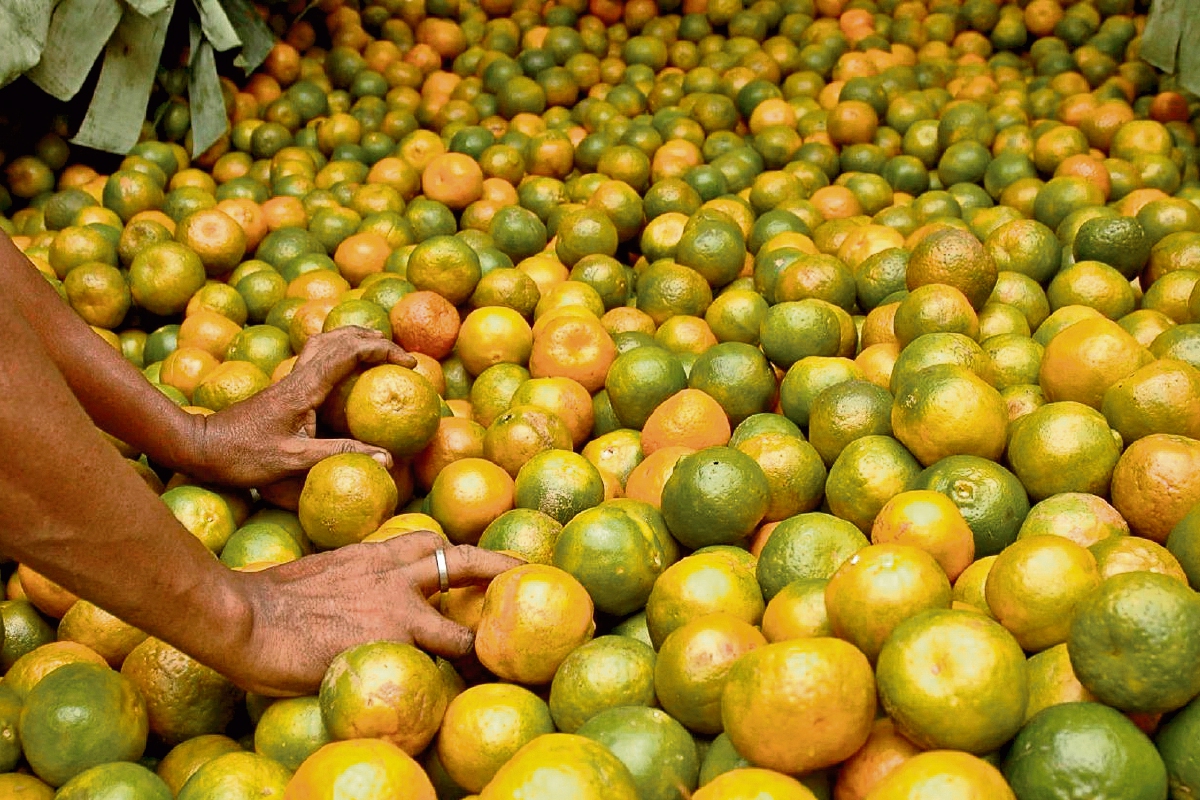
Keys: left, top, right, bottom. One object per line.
{"left": 407, "top": 602, "right": 475, "bottom": 659}
{"left": 407, "top": 544, "right": 524, "bottom": 595}
{"left": 372, "top": 529, "right": 447, "bottom": 562}
{"left": 289, "top": 327, "right": 416, "bottom": 407}
{"left": 287, "top": 436, "right": 394, "bottom": 471}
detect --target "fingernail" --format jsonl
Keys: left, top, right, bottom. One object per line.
{"left": 372, "top": 452, "right": 390, "bottom": 468}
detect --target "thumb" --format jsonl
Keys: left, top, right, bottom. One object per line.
{"left": 294, "top": 437, "right": 394, "bottom": 471}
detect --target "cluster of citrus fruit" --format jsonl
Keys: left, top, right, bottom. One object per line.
{"left": 6, "top": 0, "right": 1200, "bottom": 794}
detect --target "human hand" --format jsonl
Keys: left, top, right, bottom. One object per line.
{"left": 224, "top": 532, "right": 522, "bottom": 696}
{"left": 182, "top": 327, "right": 415, "bottom": 488}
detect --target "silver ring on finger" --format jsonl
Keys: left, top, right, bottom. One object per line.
{"left": 434, "top": 547, "right": 451, "bottom": 594}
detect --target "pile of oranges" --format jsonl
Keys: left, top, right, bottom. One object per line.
{"left": 7, "top": 0, "right": 1200, "bottom": 794}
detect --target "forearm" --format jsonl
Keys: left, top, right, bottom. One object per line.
{"left": 0, "top": 232, "right": 200, "bottom": 471}
{"left": 0, "top": 294, "right": 250, "bottom": 673}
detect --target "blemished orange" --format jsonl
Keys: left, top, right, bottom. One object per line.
{"left": 640, "top": 389, "right": 732, "bottom": 455}
{"left": 474, "top": 564, "right": 596, "bottom": 685}
{"left": 870, "top": 490, "right": 976, "bottom": 581}
{"left": 528, "top": 312, "right": 617, "bottom": 392}
{"left": 654, "top": 612, "right": 767, "bottom": 735}
{"left": 389, "top": 290, "right": 461, "bottom": 360}
{"left": 509, "top": 376, "right": 594, "bottom": 449}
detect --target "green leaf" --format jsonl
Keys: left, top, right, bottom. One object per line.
{"left": 188, "top": 21, "right": 229, "bottom": 158}
{"left": 0, "top": 0, "right": 55, "bottom": 89}
{"left": 72, "top": 0, "right": 175, "bottom": 154}
{"left": 26, "top": 0, "right": 123, "bottom": 101}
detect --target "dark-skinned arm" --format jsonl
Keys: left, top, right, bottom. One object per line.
{"left": 0, "top": 293, "right": 520, "bottom": 695}
{"left": 0, "top": 232, "right": 410, "bottom": 487}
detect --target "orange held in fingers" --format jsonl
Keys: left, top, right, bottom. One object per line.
{"left": 345, "top": 365, "right": 443, "bottom": 459}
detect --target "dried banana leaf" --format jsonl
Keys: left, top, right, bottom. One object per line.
{"left": 72, "top": 0, "right": 175, "bottom": 154}
{"left": 0, "top": 0, "right": 55, "bottom": 88}
{"left": 26, "top": 0, "right": 123, "bottom": 101}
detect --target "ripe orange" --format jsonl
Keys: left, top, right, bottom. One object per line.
{"left": 426, "top": 456, "right": 514, "bottom": 545}
{"left": 871, "top": 490, "right": 975, "bottom": 581}
{"left": 722, "top": 638, "right": 876, "bottom": 774}
{"left": 528, "top": 312, "right": 617, "bottom": 392}
{"left": 474, "top": 564, "right": 596, "bottom": 685}
{"left": 640, "top": 388, "right": 731, "bottom": 455}
{"left": 284, "top": 739, "right": 435, "bottom": 800}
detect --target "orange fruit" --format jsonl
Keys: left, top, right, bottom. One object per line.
{"left": 548, "top": 635, "right": 657, "bottom": 734}
{"left": 722, "top": 638, "right": 876, "bottom": 774}
{"left": 120, "top": 638, "right": 242, "bottom": 747}
{"left": 298, "top": 453, "right": 399, "bottom": 548}
{"left": 1111, "top": 433, "right": 1200, "bottom": 543}
{"left": 345, "top": 365, "right": 443, "bottom": 458}
{"left": 175, "top": 208, "right": 247, "bottom": 276}
{"left": 695, "top": 769, "right": 819, "bottom": 800}
{"left": 870, "top": 490, "right": 975, "bottom": 581}
{"left": 389, "top": 290, "right": 461, "bottom": 361}
{"left": 891, "top": 364, "right": 1008, "bottom": 467}
{"left": 865, "top": 750, "right": 1016, "bottom": 800}
{"left": 482, "top": 404, "right": 574, "bottom": 478}
{"left": 474, "top": 564, "right": 596, "bottom": 685}
{"left": 479, "top": 733, "right": 639, "bottom": 800}
{"left": 284, "top": 739, "right": 435, "bottom": 800}
{"left": 412, "top": 415, "right": 486, "bottom": 490}
{"left": 875, "top": 609, "right": 1027, "bottom": 753}
{"left": 510, "top": 376, "right": 595, "bottom": 449}
{"left": 824, "top": 543, "right": 953, "bottom": 661}
{"left": 514, "top": 449, "right": 606, "bottom": 527}
{"left": 646, "top": 549, "right": 764, "bottom": 649}
{"left": 761, "top": 578, "right": 833, "bottom": 642}
{"left": 422, "top": 153, "right": 484, "bottom": 210}
{"left": 624, "top": 446, "right": 694, "bottom": 509}
{"left": 318, "top": 641, "right": 446, "bottom": 755}
{"left": 435, "top": 683, "right": 555, "bottom": 793}
{"left": 426, "top": 456, "right": 514, "bottom": 545}
{"left": 654, "top": 612, "right": 767, "bottom": 735}
{"left": 528, "top": 312, "right": 617, "bottom": 392}
{"left": 985, "top": 534, "right": 1102, "bottom": 652}
{"left": 333, "top": 231, "right": 390, "bottom": 287}
{"left": 457, "top": 306, "right": 535, "bottom": 377}
{"left": 834, "top": 718, "right": 922, "bottom": 800}
{"left": 1039, "top": 316, "right": 1154, "bottom": 409}
{"left": 640, "top": 388, "right": 732, "bottom": 455}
